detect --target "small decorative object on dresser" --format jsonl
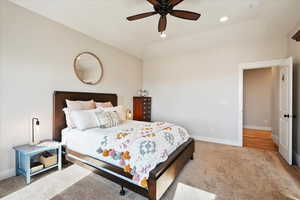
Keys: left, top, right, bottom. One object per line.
{"left": 133, "top": 96, "right": 151, "bottom": 122}
{"left": 13, "top": 140, "right": 62, "bottom": 184}
{"left": 137, "top": 89, "right": 149, "bottom": 97}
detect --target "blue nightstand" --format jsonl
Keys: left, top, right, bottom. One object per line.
{"left": 13, "top": 141, "right": 62, "bottom": 184}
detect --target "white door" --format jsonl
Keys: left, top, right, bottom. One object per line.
{"left": 279, "top": 57, "right": 293, "bottom": 165}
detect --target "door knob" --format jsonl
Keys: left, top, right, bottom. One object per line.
{"left": 284, "top": 114, "right": 296, "bottom": 118}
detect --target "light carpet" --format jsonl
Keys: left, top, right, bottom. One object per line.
{"left": 1, "top": 165, "right": 91, "bottom": 200}
{"left": 1, "top": 141, "right": 300, "bottom": 200}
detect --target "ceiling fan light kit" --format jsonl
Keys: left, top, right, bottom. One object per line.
{"left": 160, "top": 31, "right": 167, "bottom": 38}
{"left": 127, "top": 0, "right": 201, "bottom": 37}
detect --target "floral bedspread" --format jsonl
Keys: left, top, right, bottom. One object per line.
{"left": 96, "top": 122, "right": 190, "bottom": 187}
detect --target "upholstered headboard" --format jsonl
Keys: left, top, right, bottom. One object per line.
{"left": 53, "top": 91, "right": 118, "bottom": 141}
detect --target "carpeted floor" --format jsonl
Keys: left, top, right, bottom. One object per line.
{"left": 1, "top": 141, "right": 300, "bottom": 200}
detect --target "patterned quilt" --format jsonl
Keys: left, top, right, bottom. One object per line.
{"left": 96, "top": 122, "right": 190, "bottom": 187}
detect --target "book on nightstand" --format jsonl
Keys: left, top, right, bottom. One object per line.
{"left": 31, "top": 162, "right": 44, "bottom": 173}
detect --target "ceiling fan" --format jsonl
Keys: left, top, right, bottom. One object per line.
{"left": 127, "top": 0, "right": 201, "bottom": 37}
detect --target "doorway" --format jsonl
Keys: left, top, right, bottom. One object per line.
{"left": 238, "top": 58, "right": 293, "bottom": 165}
{"left": 243, "top": 67, "right": 278, "bottom": 152}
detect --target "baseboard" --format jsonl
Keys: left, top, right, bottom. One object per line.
{"left": 192, "top": 135, "right": 240, "bottom": 147}
{"left": 244, "top": 125, "right": 272, "bottom": 131}
{"left": 293, "top": 151, "right": 300, "bottom": 166}
{"left": 0, "top": 168, "right": 15, "bottom": 181}
{"left": 272, "top": 135, "right": 279, "bottom": 145}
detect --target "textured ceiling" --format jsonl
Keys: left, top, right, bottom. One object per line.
{"left": 9, "top": 0, "right": 300, "bottom": 59}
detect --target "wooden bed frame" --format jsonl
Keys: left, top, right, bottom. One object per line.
{"left": 53, "top": 91, "right": 195, "bottom": 200}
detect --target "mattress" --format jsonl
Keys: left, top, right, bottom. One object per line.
{"left": 61, "top": 120, "right": 148, "bottom": 168}
{"left": 62, "top": 120, "right": 190, "bottom": 187}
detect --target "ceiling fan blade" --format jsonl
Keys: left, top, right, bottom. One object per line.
{"left": 127, "top": 12, "right": 158, "bottom": 21}
{"left": 146, "top": 0, "right": 161, "bottom": 6}
{"left": 170, "top": 10, "right": 201, "bottom": 20}
{"left": 158, "top": 15, "right": 167, "bottom": 32}
{"left": 169, "top": 0, "right": 184, "bottom": 7}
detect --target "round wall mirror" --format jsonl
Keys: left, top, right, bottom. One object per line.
{"left": 73, "top": 52, "right": 103, "bottom": 85}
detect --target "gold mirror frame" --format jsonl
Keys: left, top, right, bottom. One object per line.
{"left": 73, "top": 52, "right": 104, "bottom": 85}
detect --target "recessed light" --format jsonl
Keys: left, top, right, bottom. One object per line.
{"left": 220, "top": 16, "right": 229, "bottom": 23}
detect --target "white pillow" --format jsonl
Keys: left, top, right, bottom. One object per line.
{"left": 70, "top": 109, "right": 99, "bottom": 130}
{"left": 66, "top": 99, "right": 96, "bottom": 110}
{"left": 99, "top": 105, "right": 127, "bottom": 121}
{"left": 63, "top": 108, "right": 76, "bottom": 129}
{"left": 95, "top": 102, "right": 113, "bottom": 108}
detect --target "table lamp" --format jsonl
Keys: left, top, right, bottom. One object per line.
{"left": 31, "top": 117, "right": 40, "bottom": 145}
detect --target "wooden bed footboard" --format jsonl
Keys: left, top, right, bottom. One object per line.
{"left": 148, "top": 138, "right": 195, "bottom": 200}
{"left": 65, "top": 138, "right": 195, "bottom": 200}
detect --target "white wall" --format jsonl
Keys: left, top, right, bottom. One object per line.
{"left": 143, "top": 38, "right": 286, "bottom": 146}
{"left": 0, "top": 0, "right": 142, "bottom": 180}
{"left": 243, "top": 68, "right": 272, "bottom": 130}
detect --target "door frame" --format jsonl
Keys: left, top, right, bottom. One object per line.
{"left": 238, "top": 58, "right": 292, "bottom": 147}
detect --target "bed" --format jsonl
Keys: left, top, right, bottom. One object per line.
{"left": 53, "top": 91, "right": 194, "bottom": 200}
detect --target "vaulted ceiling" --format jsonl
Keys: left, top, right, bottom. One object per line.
{"left": 9, "top": 0, "right": 300, "bottom": 59}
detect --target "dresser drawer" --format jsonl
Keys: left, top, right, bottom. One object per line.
{"left": 143, "top": 105, "right": 151, "bottom": 110}
{"left": 142, "top": 98, "right": 151, "bottom": 102}
{"left": 143, "top": 101, "right": 151, "bottom": 106}
{"left": 142, "top": 114, "right": 151, "bottom": 122}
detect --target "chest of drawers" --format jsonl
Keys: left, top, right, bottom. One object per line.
{"left": 133, "top": 97, "right": 151, "bottom": 122}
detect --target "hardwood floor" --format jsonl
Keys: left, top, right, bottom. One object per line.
{"left": 243, "top": 128, "right": 278, "bottom": 151}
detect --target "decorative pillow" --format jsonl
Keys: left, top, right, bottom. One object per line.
{"left": 95, "top": 110, "right": 121, "bottom": 128}
{"left": 63, "top": 108, "right": 76, "bottom": 129}
{"left": 96, "top": 102, "right": 113, "bottom": 108}
{"left": 99, "top": 105, "right": 127, "bottom": 121}
{"left": 69, "top": 109, "right": 99, "bottom": 130}
{"left": 66, "top": 99, "right": 96, "bottom": 110}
